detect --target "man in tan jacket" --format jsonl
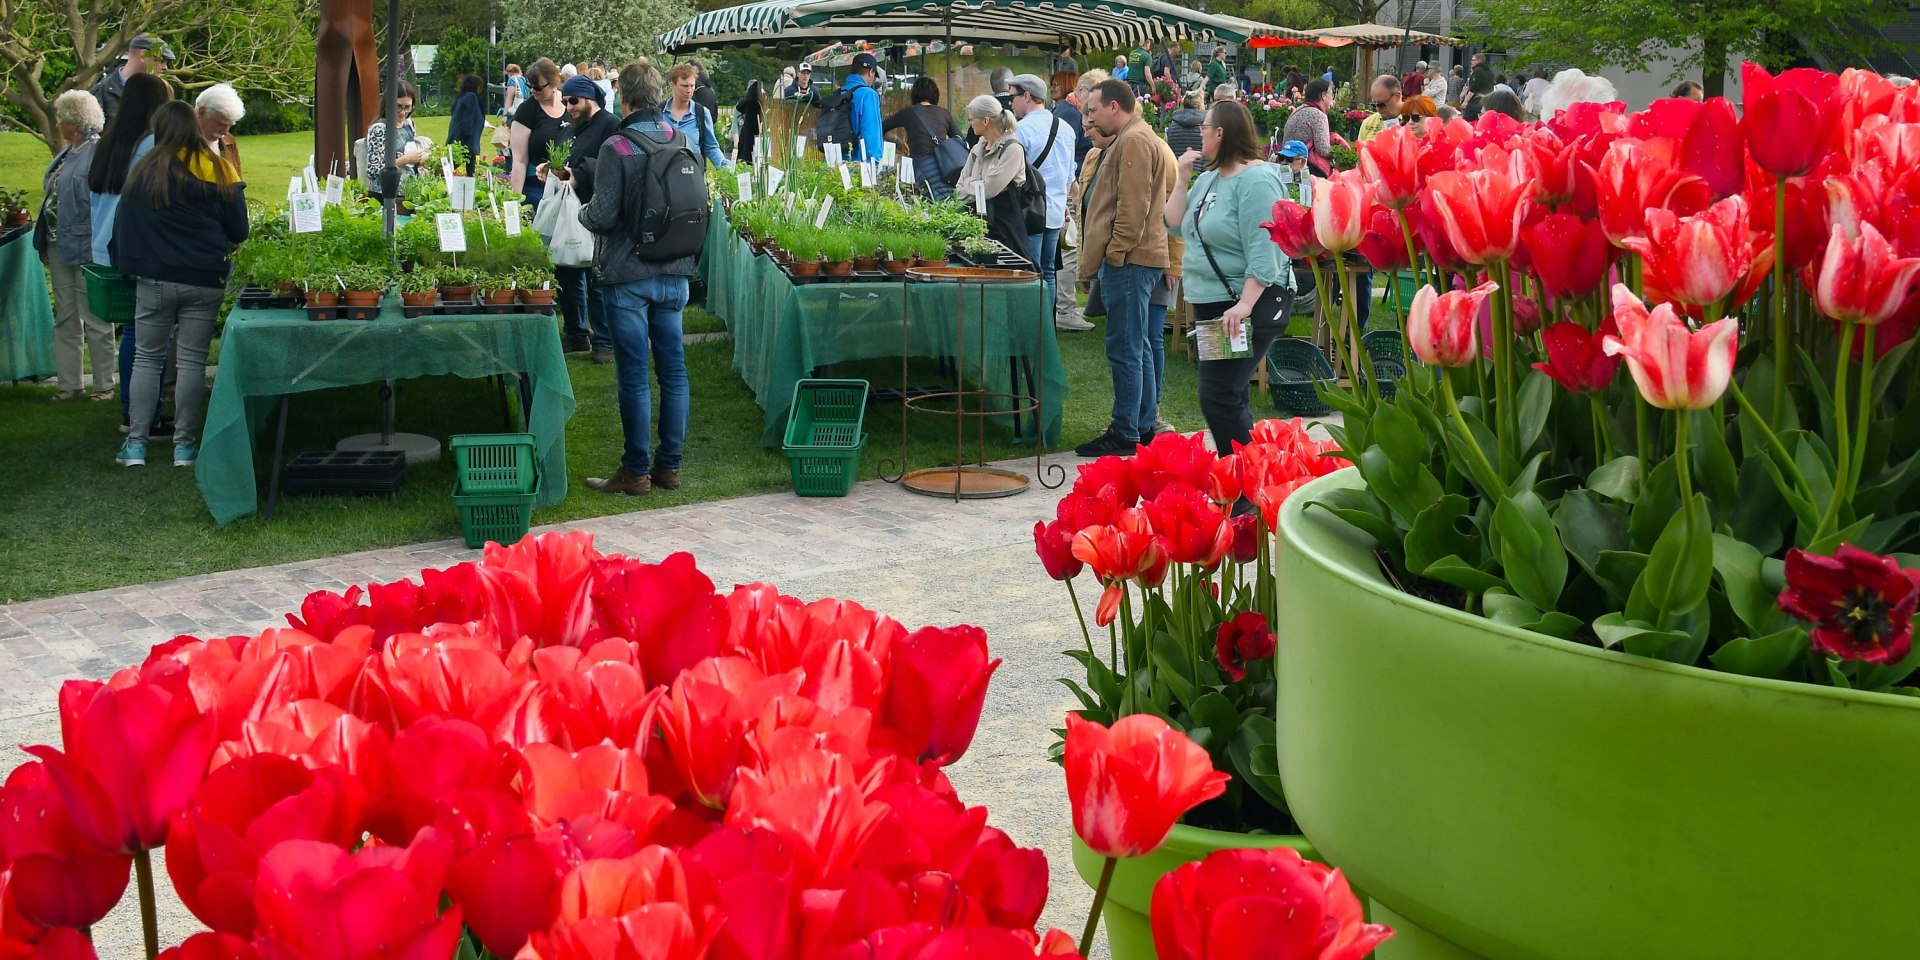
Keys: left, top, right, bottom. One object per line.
{"left": 1073, "top": 78, "right": 1172, "bottom": 457}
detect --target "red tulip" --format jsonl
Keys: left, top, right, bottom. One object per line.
{"left": 883, "top": 624, "right": 1001, "bottom": 765}
{"left": 1778, "top": 545, "right": 1920, "bottom": 664}
{"left": 1626, "top": 96, "right": 1743, "bottom": 199}
{"left": 1624, "top": 195, "right": 1759, "bottom": 307}
{"left": 23, "top": 678, "right": 217, "bottom": 853}
{"left": 1150, "top": 847, "right": 1393, "bottom": 960}
{"left": 1229, "top": 514, "right": 1260, "bottom": 564}
{"left": 656, "top": 657, "right": 801, "bottom": 809}
{"left": 1406, "top": 281, "right": 1497, "bottom": 368}
{"left": 1522, "top": 132, "right": 1582, "bottom": 207}
{"left": 1813, "top": 222, "right": 1920, "bottom": 326}
{"left": 1426, "top": 168, "right": 1529, "bottom": 265}
{"left": 1062, "top": 713, "right": 1228, "bottom": 858}
{"left": 1213, "top": 613, "right": 1276, "bottom": 682}
{"left": 0, "top": 763, "right": 130, "bottom": 930}
{"left": 519, "top": 742, "right": 670, "bottom": 842}
{"left": 592, "top": 552, "right": 730, "bottom": 689}
{"left": 1358, "top": 124, "right": 1421, "bottom": 209}
{"left": 445, "top": 833, "right": 566, "bottom": 958}
{"left": 1742, "top": 61, "right": 1841, "bottom": 178}
{"left": 157, "top": 933, "right": 260, "bottom": 960}
{"left": 1205, "top": 456, "right": 1243, "bottom": 508}
{"left": 526, "top": 907, "right": 720, "bottom": 960}
{"left": 1523, "top": 214, "right": 1611, "bottom": 302}
{"left": 251, "top": 829, "right": 463, "bottom": 960}
{"left": 165, "top": 754, "right": 361, "bottom": 935}
{"left": 1601, "top": 285, "right": 1738, "bottom": 410}
{"left": 1533, "top": 320, "right": 1621, "bottom": 394}
{"left": 959, "top": 827, "right": 1050, "bottom": 931}
{"left": 1142, "top": 486, "right": 1233, "bottom": 570}
{"left": 1263, "top": 199, "right": 1323, "bottom": 260}
{"left": 0, "top": 926, "right": 98, "bottom": 960}
{"left": 1593, "top": 140, "right": 1712, "bottom": 247}
{"left": 1033, "top": 518, "right": 1085, "bottom": 581}
{"left": 1071, "top": 454, "right": 1142, "bottom": 508}
{"left": 1409, "top": 194, "right": 1469, "bottom": 274}
{"left": 1134, "top": 431, "right": 1215, "bottom": 500}
{"left": 1311, "top": 171, "right": 1369, "bottom": 254}
{"left": 1071, "top": 518, "right": 1167, "bottom": 626}
{"left": 1354, "top": 206, "right": 1411, "bottom": 272}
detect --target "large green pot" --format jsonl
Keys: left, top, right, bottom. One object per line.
{"left": 1275, "top": 469, "right": 1920, "bottom": 960}
{"left": 1071, "top": 825, "right": 1313, "bottom": 960}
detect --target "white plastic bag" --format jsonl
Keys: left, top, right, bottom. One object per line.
{"left": 546, "top": 182, "right": 595, "bottom": 267}
{"left": 529, "top": 174, "right": 567, "bottom": 237}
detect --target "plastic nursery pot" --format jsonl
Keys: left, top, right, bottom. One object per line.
{"left": 822, "top": 261, "right": 853, "bottom": 277}
{"left": 438, "top": 285, "right": 475, "bottom": 303}
{"left": 1071, "top": 825, "right": 1317, "bottom": 960}
{"left": 852, "top": 257, "right": 880, "bottom": 272}
{"left": 304, "top": 290, "right": 340, "bottom": 307}
{"left": 518, "top": 289, "right": 556, "bottom": 305}
{"left": 789, "top": 261, "right": 821, "bottom": 278}
{"left": 1275, "top": 469, "right": 1920, "bottom": 960}
{"left": 342, "top": 290, "right": 382, "bottom": 307}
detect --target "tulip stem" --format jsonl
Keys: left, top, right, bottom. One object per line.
{"left": 1849, "top": 324, "right": 1878, "bottom": 506}
{"left": 1336, "top": 258, "right": 1376, "bottom": 405}
{"left": 1079, "top": 855, "right": 1119, "bottom": 957}
{"left": 1635, "top": 395, "right": 1652, "bottom": 465}
{"left": 1443, "top": 375, "right": 1506, "bottom": 498}
{"left": 1588, "top": 393, "right": 1612, "bottom": 465}
{"left": 1492, "top": 261, "right": 1517, "bottom": 470}
{"left": 134, "top": 848, "right": 158, "bottom": 960}
{"left": 1771, "top": 176, "right": 1790, "bottom": 428}
{"left": 1063, "top": 578, "right": 1099, "bottom": 666}
{"left": 1815, "top": 321, "right": 1858, "bottom": 545}
{"left": 1674, "top": 413, "right": 1693, "bottom": 508}
{"left": 1725, "top": 377, "right": 1810, "bottom": 498}
{"left": 1397, "top": 208, "right": 1425, "bottom": 293}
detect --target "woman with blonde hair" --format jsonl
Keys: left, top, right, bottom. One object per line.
{"left": 37, "top": 89, "right": 116, "bottom": 401}
{"left": 954, "top": 94, "right": 1030, "bottom": 264}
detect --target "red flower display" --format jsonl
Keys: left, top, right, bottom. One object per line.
{"left": 1778, "top": 545, "right": 1920, "bottom": 664}
{"left": 1062, "top": 714, "right": 1228, "bottom": 858}
{"left": 1358, "top": 124, "right": 1421, "bottom": 209}
{"left": 0, "top": 763, "right": 130, "bottom": 931}
{"left": 883, "top": 624, "right": 1001, "bottom": 765}
{"left": 1141, "top": 485, "right": 1233, "bottom": 570}
{"left": 251, "top": 830, "right": 464, "bottom": 960}
{"left": 1624, "top": 195, "right": 1765, "bottom": 308}
{"left": 24, "top": 678, "right": 217, "bottom": 853}
{"left": 1150, "top": 847, "right": 1393, "bottom": 960}
{"left": 1533, "top": 320, "right": 1622, "bottom": 394}
{"left": 1214, "top": 613, "right": 1277, "bottom": 682}
{"left": 1355, "top": 206, "right": 1413, "bottom": 272}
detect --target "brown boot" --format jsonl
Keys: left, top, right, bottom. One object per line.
{"left": 649, "top": 466, "right": 681, "bottom": 490}
{"left": 585, "top": 468, "right": 651, "bottom": 496}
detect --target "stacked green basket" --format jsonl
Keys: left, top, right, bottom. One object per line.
{"left": 81, "top": 264, "right": 138, "bottom": 324}
{"left": 451, "top": 433, "right": 540, "bottom": 548}
{"left": 782, "top": 379, "right": 868, "bottom": 497}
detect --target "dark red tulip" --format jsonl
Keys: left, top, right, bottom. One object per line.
{"left": 1524, "top": 213, "right": 1611, "bottom": 302}
{"left": 1229, "top": 514, "right": 1261, "bottom": 564}
{"left": 1533, "top": 321, "right": 1622, "bottom": 394}
{"left": 1214, "top": 612, "right": 1277, "bottom": 682}
{"left": 1742, "top": 61, "right": 1841, "bottom": 178}
{"left": 24, "top": 678, "right": 217, "bottom": 853}
{"left": 882, "top": 625, "right": 1000, "bottom": 766}
{"left": 1778, "top": 545, "right": 1920, "bottom": 664}
{"left": 156, "top": 932, "right": 260, "bottom": 960}
{"left": 1033, "top": 518, "right": 1085, "bottom": 581}
{"left": 1355, "top": 206, "right": 1412, "bottom": 271}
{"left": 1151, "top": 847, "right": 1393, "bottom": 960}
{"left": 0, "top": 763, "right": 130, "bottom": 930}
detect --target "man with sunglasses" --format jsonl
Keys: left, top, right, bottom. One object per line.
{"left": 544, "top": 74, "right": 621, "bottom": 363}
{"left": 1356, "top": 74, "right": 1402, "bottom": 143}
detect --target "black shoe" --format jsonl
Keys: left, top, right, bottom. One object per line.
{"left": 150, "top": 419, "right": 175, "bottom": 438}
{"left": 562, "top": 335, "right": 591, "bottom": 354}
{"left": 1074, "top": 427, "right": 1139, "bottom": 458}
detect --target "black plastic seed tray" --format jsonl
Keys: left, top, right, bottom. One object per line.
{"left": 282, "top": 450, "right": 407, "bottom": 496}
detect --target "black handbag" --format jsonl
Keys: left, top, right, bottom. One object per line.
{"left": 912, "top": 107, "right": 968, "bottom": 187}
{"left": 1020, "top": 116, "right": 1062, "bottom": 234}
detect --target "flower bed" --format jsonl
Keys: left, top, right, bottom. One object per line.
{"left": 2, "top": 532, "right": 1073, "bottom": 960}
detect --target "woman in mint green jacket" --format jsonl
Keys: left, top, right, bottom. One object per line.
{"left": 1163, "top": 100, "right": 1296, "bottom": 453}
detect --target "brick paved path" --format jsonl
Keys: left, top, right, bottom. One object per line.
{"left": 0, "top": 456, "right": 1111, "bottom": 957}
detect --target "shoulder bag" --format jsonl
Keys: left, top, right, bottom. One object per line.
{"left": 1019, "top": 116, "right": 1062, "bottom": 234}
{"left": 912, "top": 107, "right": 968, "bottom": 187}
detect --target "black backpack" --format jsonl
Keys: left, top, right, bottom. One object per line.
{"left": 813, "top": 89, "right": 857, "bottom": 153}
{"left": 1019, "top": 116, "right": 1062, "bottom": 233}
{"left": 610, "top": 126, "right": 709, "bottom": 260}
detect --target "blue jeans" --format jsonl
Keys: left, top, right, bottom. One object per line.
{"left": 1149, "top": 302, "right": 1168, "bottom": 413}
{"left": 1099, "top": 262, "right": 1162, "bottom": 441}
{"left": 1027, "top": 228, "right": 1060, "bottom": 319}
{"left": 601, "top": 275, "right": 690, "bottom": 474}
{"left": 554, "top": 266, "right": 612, "bottom": 350}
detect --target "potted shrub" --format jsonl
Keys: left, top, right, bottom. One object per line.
{"left": 785, "top": 233, "right": 822, "bottom": 280}
{"left": 398, "top": 267, "right": 438, "bottom": 315}
{"left": 1268, "top": 72, "right": 1920, "bottom": 960}
{"left": 1038, "top": 424, "right": 1352, "bottom": 959}
{"left": 912, "top": 233, "right": 948, "bottom": 268}
{"left": 516, "top": 267, "right": 556, "bottom": 307}
{"left": 0, "top": 188, "right": 28, "bottom": 227}
{"left": 437, "top": 266, "right": 478, "bottom": 305}
{"left": 819, "top": 229, "right": 856, "bottom": 278}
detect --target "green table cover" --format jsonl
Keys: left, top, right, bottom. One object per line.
{"left": 0, "top": 231, "right": 56, "bottom": 382}
{"left": 704, "top": 207, "right": 1068, "bottom": 447}
{"left": 196, "top": 297, "right": 575, "bottom": 526}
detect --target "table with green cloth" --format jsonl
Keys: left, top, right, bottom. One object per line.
{"left": 0, "top": 228, "right": 55, "bottom": 382}
{"left": 196, "top": 297, "right": 575, "bottom": 525}
{"left": 703, "top": 209, "right": 1068, "bottom": 447}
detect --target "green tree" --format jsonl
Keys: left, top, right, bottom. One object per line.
{"left": 500, "top": 0, "right": 694, "bottom": 63}
{"left": 1467, "top": 0, "right": 1898, "bottom": 97}
{"left": 0, "top": 0, "right": 316, "bottom": 150}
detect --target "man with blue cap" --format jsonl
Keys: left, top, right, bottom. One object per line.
{"left": 841, "top": 52, "right": 885, "bottom": 162}
{"left": 546, "top": 72, "right": 621, "bottom": 361}
{"left": 91, "top": 33, "right": 173, "bottom": 128}
{"left": 1274, "top": 139, "right": 1312, "bottom": 207}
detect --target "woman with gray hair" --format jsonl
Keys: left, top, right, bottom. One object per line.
{"left": 954, "top": 94, "right": 1030, "bottom": 264}
{"left": 36, "top": 89, "right": 116, "bottom": 401}
{"left": 194, "top": 82, "right": 246, "bottom": 174}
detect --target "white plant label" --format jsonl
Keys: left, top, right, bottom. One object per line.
{"left": 859, "top": 162, "right": 875, "bottom": 188}
{"left": 899, "top": 160, "right": 915, "bottom": 184}
{"left": 768, "top": 167, "right": 786, "bottom": 195}
{"left": 1229, "top": 321, "right": 1250, "bottom": 353}
{"left": 795, "top": 135, "right": 807, "bottom": 155}
{"left": 287, "top": 175, "right": 303, "bottom": 199}
{"left": 785, "top": 192, "right": 798, "bottom": 215}
{"left": 814, "top": 195, "right": 834, "bottom": 229}
{"left": 289, "top": 192, "right": 324, "bottom": 233}
{"left": 882, "top": 142, "right": 897, "bottom": 168}
{"left": 974, "top": 181, "right": 988, "bottom": 215}
{"left": 303, "top": 159, "right": 318, "bottom": 195}
{"left": 323, "top": 175, "right": 345, "bottom": 205}
{"left": 436, "top": 213, "right": 467, "bottom": 252}
{"left": 447, "top": 176, "right": 476, "bottom": 212}
{"left": 503, "top": 200, "right": 522, "bottom": 236}
{"left": 738, "top": 172, "right": 754, "bottom": 203}
{"left": 824, "top": 142, "right": 843, "bottom": 167}
{"left": 839, "top": 165, "right": 852, "bottom": 190}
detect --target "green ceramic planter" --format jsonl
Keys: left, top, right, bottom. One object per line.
{"left": 1276, "top": 469, "right": 1920, "bottom": 960}
{"left": 1072, "top": 825, "right": 1315, "bottom": 960}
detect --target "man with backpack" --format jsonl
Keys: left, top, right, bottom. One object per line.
{"left": 827, "top": 52, "right": 885, "bottom": 162}
{"left": 579, "top": 60, "right": 709, "bottom": 497}
{"left": 1009, "top": 73, "right": 1086, "bottom": 332}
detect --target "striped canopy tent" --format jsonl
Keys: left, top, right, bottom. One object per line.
{"left": 1236, "top": 21, "right": 1464, "bottom": 48}
{"left": 658, "top": 0, "right": 1316, "bottom": 54}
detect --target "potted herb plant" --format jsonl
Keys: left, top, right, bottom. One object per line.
{"left": 819, "top": 229, "right": 856, "bottom": 278}
{"left": 516, "top": 267, "right": 556, "bottom": 307}
{"left": 912, "top": 233, "right": 949, "bottom": 268}
{"left": 0, "top": 188, "right": 29, "bottom": 227}
{"left": 437, "top": 266, "right": 478, "bottom": 305}
{"left": 398, "top": 267, "right": 438, "bottom": 315}
{"left": 881, "top": 233, "right": 913, "bottom": 276}
{"left": 852, "top": 239, "right": 881, "bottom": 273}
{"left": 785, "top": 232, "right": 822, "bottom": 280}
{"left": 479, "top": 272, "right": 518, "bottom": 312}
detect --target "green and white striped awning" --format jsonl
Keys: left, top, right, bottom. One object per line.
{"left": 659, "top": 0, "right": 1313, "bottom": 54}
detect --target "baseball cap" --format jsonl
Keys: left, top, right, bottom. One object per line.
{"left": 128, "top": 34, "right": 175, "bottom": 61}
{"left": 1278, "top": 139, "right": 1309, "bottom": 159}
{"left": 1009, "top": 73, "right": 1048, "bottom": 101}
{"left": 798, "top": 61, "right": 812, "bottom": 71}
{"left": 851, "top": 52, "right": 878, "bottom": 71}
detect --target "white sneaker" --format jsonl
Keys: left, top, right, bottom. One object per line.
{"left": 1055, "top": 313, "right": 1095, "bottom": 332}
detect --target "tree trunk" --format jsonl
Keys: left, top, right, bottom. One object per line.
{"left": 1702, "top": 37, "right": 1727, "bottom": 99}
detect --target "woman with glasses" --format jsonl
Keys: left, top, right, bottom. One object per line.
{"left": 954, "top": 95, "right": 1030, "bottom": 267}
{"left": 1164, "top": 100, "right": 1292, "bottom": 455}
{"left": 509, "top": 58, "right": 568, "bottom": 208}
{"left": 363, "top": 79, "right": 428, "bottom": 198}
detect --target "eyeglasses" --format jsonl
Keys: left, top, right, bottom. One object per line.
{"left": 530, "top": 83, "right": 549, "bottom": 93}
{"left": 1198, "top": 123, "right": 1217, "bottom": 131}
{"left": 1370, "top": 101, "right": 1388, "bottom": 110}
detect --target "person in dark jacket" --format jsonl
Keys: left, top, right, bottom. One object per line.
{"left": 448, "top": 74, "right": 487, "bottom": 175}
{"left": 1162, "top": 89, "right": 1206, "bottom": 168}
{"left": 548, "top": 73, "right": 621, "bottom": 362}
{"left": 690, "top": 60, "right": 719, "bottom": 121}
{"left": 883, "top": 76, "right": 963, "bottom": 199}
{"left": 735, "top": 80, "right": 763, "bottom": 164}
{"left": 110, "top": 101, "right": 246, "bottom": 468}
{"left": 579, "top": 60, "right": 698, "bottom": 498}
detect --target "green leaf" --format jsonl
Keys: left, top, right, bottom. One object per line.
{"left": 1525, "top": 612, "right": 1586, "bottom": 639}
{"left": 1729, "top": 457, "right": 1786, "bottom": 557}
{"left": 1588, "top": 456, "right": 1644, "bottom": 503}
{"left": 1482, "top": 591, "right": 1541, "bottom": 627}
{"left": 1406, "top": 495, "right": 1481, "bottom": 575}
{"left": 1591, "top": 612, "right": 1689, "bottom": 654}
{"left": 1826, "top": 658, "right": 1853, "bottom": 688}
{"left": 1306, "top": 489, "right": 1399, "bottom": 548}
{"left": 1150, "top": 634, "right": 1199, "bottom": 708}
{"left": 1792, "top": 431, "right": 1836, "bottom": 512}
{"left": 1593, "top": 549, "right": 1650, "bottom": 601}
{"left": 1628, "top": 456, "right": 1680, "bottom": 552}
{"left": 1055, "top": 677, "right": 1103, "bottom": 712}
{"left": 1228, "top": 715, "right": 1289, "bottom": 812}
{"left": 1188, "top": 691, "right": 1242, "bottom": 743}
{"left": 1421, "top": 555, "right": 1509, "bottom": 594}
{"left": 1709, "top": 628, "right": 1808, "bottom": 678}
{"left": 1516, "top": 369, "right": 1554, "bottom": 453}
{"left": 1690, "top": 410, "right": 1739, "bottom": 511}
{"left": 1854, "top": 641, "right": 1920, "bottom": 692}
{"left": 456, "top": 933, "right": 481, "bottom": 960}
{"left": 1494, "top": 490, "right": 1567, "bottom": 612}
{"left": 1795, "top": 345, "right": 1837, "bottom": 440}
{"left": 1554, "top": 489, "right": 1630, "bottom": 588}
{"left": 1637, "top": 494, "right": 1714, "bottom": 619}
{"left": 1872, "top": 338, "right": 1918, "bottom": 405}
{"left": 1360, "top": 445, "right": 1444, "bottom": 528}
{"left": 1756, "top": 453, "right": 1821, "bottom": 544}
{"left": 1062, "top": 649, "right": 1124, "bottom": 707}
{"left": 1710, "top": 534, "right": 1790, "bottom": 636}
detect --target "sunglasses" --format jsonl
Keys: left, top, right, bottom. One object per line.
{"left": 531, "top": 83, "right": 549, "bottom": 93}
{"left": 564, "top": 97, "right": 585, "bottom": 106}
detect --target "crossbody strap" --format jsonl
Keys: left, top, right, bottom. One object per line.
{"left": 1035, "top": 114, "right": 1061, "bottom": 167}
{"left": 1190, "top": 179, "right": 1238, "bottom": 296}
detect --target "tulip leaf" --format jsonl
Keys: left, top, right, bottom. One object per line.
{"left": 1636, "top": 494, "right": 1714, "bottom": 620}
{"left": 1062, "top": 649, "right": 1124, "bottom": 708}
{"left": 1754, "top": 453, "right": 1820, "bottom": 545}
{"left": 1850, "top": 641, "right": 1920, "bottom": 692}
{"left": 1861, "top": 512, "right": 1917, "bottom": 555}
{"left": 1359, "top": 445, "right": 1443, "bottom": 528}
{"left": 1708, "top": 628, "right": 1807, "bottom": 679}
{"left": 1406, "top": 495, "right": 1481, "bottom": 575}
{"left": 1482, "top": 591, "right": 1540, "bottom": 626}
{"left": 1591, "top": 612, "right": 1690, "bottom": 657}
{"left": 1438, "top": 419, "right": 1507, "bottom": 499}
{"left": 1372, "top": 397, "right": 1434, "bottom": 464}
{"left": 1056, "top": 677, "right": 1104, "bottom": 713}
{"left": 1690, "top": 411, "right": 1739, "bottom": 512}
{"left": 1228, "top": 715, "right": 1289, "bottom": 814}
{"left": 1588, "top": 456, "right": 1643, "bottom": 503}
{"left": 1593, "top": 549, "right": 1649, "bottom": 603}
{"left": 456, "top": 934, "right": 481, "bottom": 960}
{"left": 1628, "top": 457, "right": 1680, "bottom": 553}
{"left": 1805, "top": 516, "right": 1872, "bottom": 557}
{"left": 1794, "top": 346, "right": 1838, "bottom": 439}
{"left": 1855, "top": 452, "right": 1920, "bottom": 520}
{"left": 1420, "top": 555, "right": 1508, "bottom": 594}
{"left": 1525, "top": 612, "right": 1585, "bottom": 639}
{"left": 1554, "top": 490, "right": 1629, "bottom": 587}
{"left": 1306, "top": 489, "right": 1399, "bottom": 548}
{"left": 1872, "top": 338, "right": 1918, "bottom": 406}
{"left": 1710, "top": 533, "right": 1790, "bottom": 636}
{"left": 1150, "top": 634, "right": 1199, "bottom": 708}
{"left": 1729, "top": 458, "right": 1786, "bottom": 557}
{"left": 1516, "top": 369, "right": 1554, "bottom": 454}
{"left": 1826, "top": 658, "right": 1852, "bottom": 689}
{"left": 1189, "top": 691, "right": 1242, "bottom": 743}
{"left": 1494, "top": 489, "right": 1567, "bottom": 613}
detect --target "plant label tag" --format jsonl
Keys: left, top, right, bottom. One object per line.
{"left": 287, "top": 175, "right": 303, "bottom": 199}
{"left": 768, "top": 167, "right": 786, "bottom": 194}
{"left": 859, "top": 162, "right": 875, "bottom": 188}
{"left": 882, "top": 142, "right": 897, "bottom": 168}
{"left": 899, "top": 159, "right": 915, "bottom": 184}
{"left": 503, "top": 201, "right": 522, "bottom": 236}
{"left": 824, "top": 142, "right": 843, "bottom": 167}
{"left": 814, "top": 195, "right": 834, "bottom": 229}
{"left": 974, "top": 182, "right": 987, "bottom": 215}
{"left": 324, "top": 175, "right": 345, "bottom": 205}
{"left": 738, "top": 172, "right": 754, "bottom": 203}
{"left": 304, "top": 161, "right": 318, "bottom": 195}
{"left": 436, "top": 213, "right": 467, "bottom": 252}
{"left": 795, "top": 135, "right": 807, "bottom": 155}
{"left": 447, "top": 176, "right": 476, "bottom": 211}
{"left": 786, "top": 192, "right": 797, "bottom": 214}
{"left": 289, "top": 192, "right": 324, "bottom": 233}
{"left": 839, "top": 165, "right": 852, "bottom": 190}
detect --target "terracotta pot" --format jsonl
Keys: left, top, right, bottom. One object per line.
{"left": 400, "top": 291, "right": 436, "bottom": 307}
{"left": 518, "top": 289, "right": 557, "bottom": 305}
{"left": 789, "top": 261, "right": 822, "bottom": 277}
{"left": 438, "top": 285, "right": 475, "bottom": 303}
{"left": 822, "top": 261, "right": 853, "bottom": 277}
{"left": 770, "top": 248, "right": 792, "bottom": 264}
{"left": 5, "top": 213, "right": 28, "bottom": 227}
{"left": 482, "top": 290, "right": 517, "bottom": 305}
{"left": 883, "top": 259, "right": 911, "bottom": 276}
{"left": 343, "top": 290, "right": 382, "bottom": 307}
{"left": 852, "top": 257, "right": 880, "bottom": 272}
{"left": 275, "top": 282, "right": 302, "bottom": 298}
{"left": 912, "top": 256, "right": 949, "bottom": 268}
{"left": 304, "top": 290, "right": 341, "bottom": 307}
